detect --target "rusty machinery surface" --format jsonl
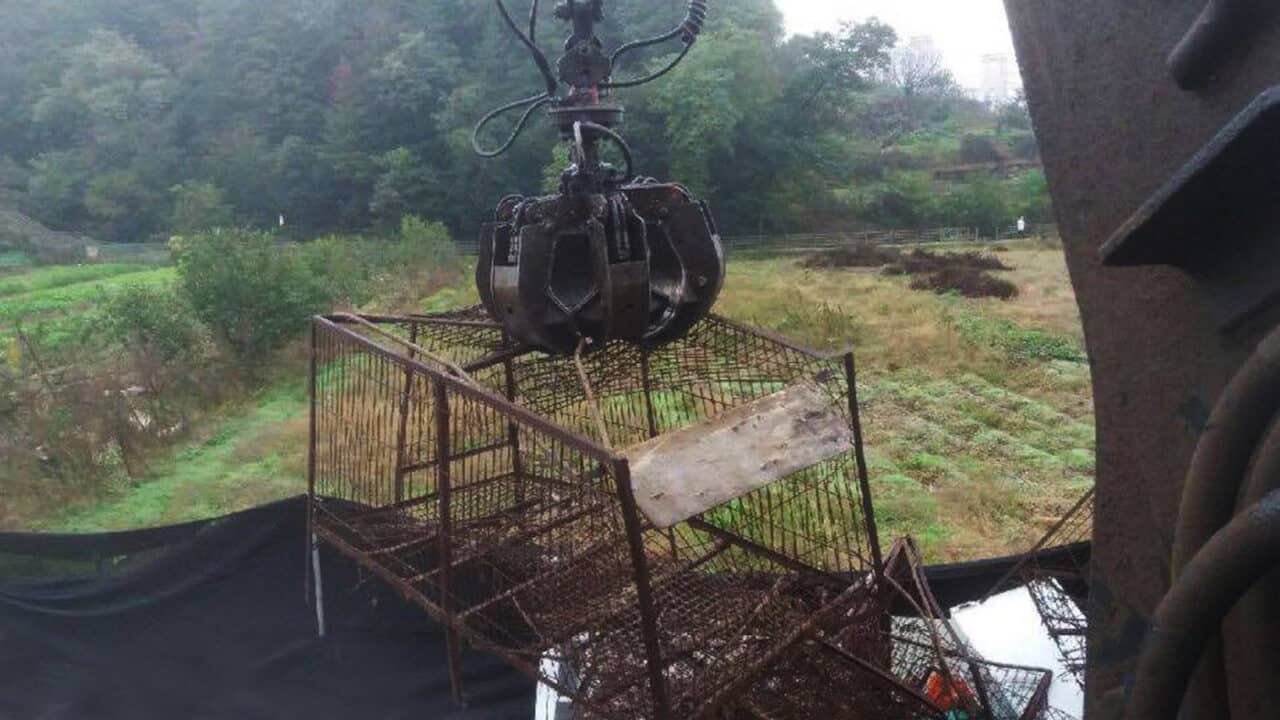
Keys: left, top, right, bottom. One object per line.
{"left": 304, "top": 309, "right": 1058, "bottom": 719}
{"left": 1004, "top": 0, "right": 1280, "bottom": 718}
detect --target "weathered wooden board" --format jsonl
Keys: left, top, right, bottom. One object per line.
{"left": 625, "top": 381, "right": 854, "bottom": 529}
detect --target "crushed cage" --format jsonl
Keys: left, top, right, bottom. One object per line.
{"left": 306, "top": 308, "right": 1055, "bottom": 719}
{"left": 740, "top": 539, "right": 1057, "bottom": 720}
{"left": 986, "top": 488, "right": 1094, "bottom": 690}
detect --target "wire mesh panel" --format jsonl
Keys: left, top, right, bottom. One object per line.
{"left": 739, "top": 539, "right": 1057, "bottom": 720}
{"left": 309, "top": 309, "right": 1044, "bottom": 719}
{"left": 742, "top": 636, "right": 1055, "bottom": 720}
{"left": 503, "top": 315, "right": 881, "bottom": 579}
{"left": 311, "top": 314, "right": 637, "bottom": 699}
{"left": 986, "top": 488, "right": 1094, "bottom": 689}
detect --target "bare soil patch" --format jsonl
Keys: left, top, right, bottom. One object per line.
{"left": 800, "top": 243, "right": 901, "bottom": 269}
{"left": 909, "top": 266, "right": 1019, "bottom": 300}
{"left": 805, "top": 245, "right": 1018, "bottom": 300}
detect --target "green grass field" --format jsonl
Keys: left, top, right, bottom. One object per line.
{"left": 0, "top": 264, "right": 175, "bottom": 357}
{"left": 716, "top": 243, "right": 1094, "bottom": 560}
{"left": 0, "top": 263, "right": 154, "bottom": 297}
{"left": 42, "top": 381, "right": 309, "bottom": 532}
{"left": 17, "top": 243, "right": 1094, "bottom": 562}
{"left": 1, "top": 268, "right": 173, "bottom": 323}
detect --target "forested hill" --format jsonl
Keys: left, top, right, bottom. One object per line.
{"left": 0, "top": 0, "right": 1046, "bottom": 243}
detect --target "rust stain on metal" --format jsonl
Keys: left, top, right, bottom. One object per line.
{"left": 1005, "top": 0, "right": 1280, "bottom": 713}
{"left": 305, "top": 308, "right": 1056, "bottom": 719}
{"left": 625, "top": 381, "right": 853, "bottom": 529}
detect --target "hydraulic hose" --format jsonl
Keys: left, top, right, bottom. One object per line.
{"left": 610, "top": 0, "right": 707, "bottom": 62}
{"left": 1128, "top": 325, "right": 1280, "bottom": 720}
{"left": 1125, "top": 488, "right": 1280, "bottom": 720}
{"left": 572, "top": 121, "right": 634, "bottom": 182}
{"left": 494, "top": 0, "right": 559, "bottom": 98}
{"left": 1169, "top": 0, "right": 1269, "bottom": 90}
{"left": 1172, "top": 326, "right": 1280, "bottom": 579}
{"left": 1219, "top": 416, "right": 1280, "bottom": 715}
{"left": 603, "top": 42, "right": 693, "bottom": 90}
{"left": 471, "top": 93, "right": 553, "bottom": 158}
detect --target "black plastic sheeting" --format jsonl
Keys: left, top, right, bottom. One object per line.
{"left": 0, "top": 498, "right": 534, "bottom": 719}
{"left": 924, "top": 541, "right": 1092, "bottom": 613}
{"left": 0, "top": 496, "right": 1091, "bottom": 719}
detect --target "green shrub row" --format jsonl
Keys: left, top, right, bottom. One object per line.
{"left": 163, "top": 216, "right": 461, "bottom": 369}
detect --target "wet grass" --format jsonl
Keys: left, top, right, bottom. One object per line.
{"left": 33, "top": 243, "right": 1094, "bottom": 562}
{"left": 718, "top": 244, "right": 1093, "bottom": 561}
{"left": 0, "top": 267, "right": 174, "bottom": 324}
{"left": 0, "top": 263, "right": 153, "bottom": 298}
{"left": 40, "top": 381, "right": 309, "bottom": 532}
{"left": 0, "top": 266, "right": 176, "bottom": 358}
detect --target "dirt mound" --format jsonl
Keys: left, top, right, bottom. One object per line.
{"left": 884, "top": 249, "right": 1012, "bottom": 275}
{"left": 801, "top": 243, "right": 902, "bottom": 269}
{"left": 891, "top": 250, "right": 1018, "bottom": 299}
{"left": 804, "top": 244, "right": 1018, "bottom": 300}
{"left": 909, "top": 266, "right": 1019, "bottom": 299}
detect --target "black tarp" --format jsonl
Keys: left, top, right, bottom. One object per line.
{"left": 923, "top": 541, "right": 1092, "bottom": 613}
{"left": 0, "top": 498, "right": 535, "bottom": 719}
{"left": 0, "top": 496, "right": 1090, "bottom": 719}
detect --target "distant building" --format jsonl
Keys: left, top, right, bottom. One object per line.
{"left": 886, "top": 35, "right": 949, "bottom": 97}
{"left": 980, "top": 53, "right": 1015, "bottom": 105}
{"left": 908, "top": 34, "right": 940, "bottom": 57}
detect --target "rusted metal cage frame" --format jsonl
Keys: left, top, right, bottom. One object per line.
{"left": 885, "top": 538, "right": 1053, "bottom": 720}
{"left": 305, "top": 310, "right": 886, "bottom": 720}
{"left": 738, "top": 538, "right": 1059, "bottom": 720}
{"left": 306, "top": 315, "right": 660, "bottom": 716}
{"left": 984, "top": 487, "right": 1094, "bottom": 689}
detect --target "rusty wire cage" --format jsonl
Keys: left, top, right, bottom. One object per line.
{"left": 1022, "top": 490, "right": 1093, "bottom": 688}
{"left": 986, "top": 488, "right": 1094, "bottom": 690}
{"left": 307, "top": 308, "right": 1053, "bottom": 719}
{"left": 739, "top": 539, "right": 1057, "bottom": 720}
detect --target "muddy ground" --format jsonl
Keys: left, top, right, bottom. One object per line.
{"left": 804, "top": 245, "right": 1018, "bottom": 300}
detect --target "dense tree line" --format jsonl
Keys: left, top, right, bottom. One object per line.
{"left": 0, "top": 0, "right": 1046, "bottom": 243}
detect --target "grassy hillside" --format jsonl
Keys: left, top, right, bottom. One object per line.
{"left": 0, "top": 263, "right": 154, "bottom": 297}
{"left": 717, "top": 242, "right": 1092, "bottom": 560}
{"left": 1, "top": 268, "right": 172, "bottom": 324}
{"left": 21, "top": 241, "right": 1092, "bottom": 563}
{"left": 0, "top": 264, "right": 175, "bottom": 359}
{"left": 47, "top": 380, "right": 310, "bottom": 532}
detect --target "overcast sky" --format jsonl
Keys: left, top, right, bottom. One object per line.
{"left": 776, "top": 0, "right": 1018, "bottom": 92}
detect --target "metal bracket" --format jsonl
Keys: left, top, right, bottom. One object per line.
{"left": 1169, "top": 0, "right": 1275, "bottom": 90}
{"left": 1102, "top": 86, "right": 1280, "bottom": 329}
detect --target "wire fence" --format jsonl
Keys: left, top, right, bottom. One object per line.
{"left": 455, "top": 225, "right": 1059, "bottom": 258}
{"left": 0, "top": 210, "right": 98, "bottom": 263}
{"left": 4, "top": 218, "right": 1061, "bottom": 267}
{"left": 718, "top": 225, "right": 1060, "bottom": 258}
